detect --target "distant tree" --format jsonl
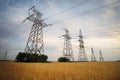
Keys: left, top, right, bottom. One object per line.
{"left": 38, "top": 54, "right": 48, "bottom": 62}
{"left": 15, "top": 52, "right": 48, "bottom": 62}
{"left": 58, "top": 57, "right": 70, "bottom": 62}
{"left": 15, "top": 52, "right": 26, "bottom": 62}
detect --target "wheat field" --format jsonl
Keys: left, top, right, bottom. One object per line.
{"left": 0, "top": 61, "right": 120, "bottom": 80}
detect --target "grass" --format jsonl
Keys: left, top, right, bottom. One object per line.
{"left": 0, "top": 61, "right": 120, "bottom": 80}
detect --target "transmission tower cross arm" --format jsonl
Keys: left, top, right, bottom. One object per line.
{"left": 40, "top": 22, "right": 52, "bottom": 28}
{"left": 29, "top": 5, "right": 42, "bottom": 16}
{"left": 29, "top": 5, "right": 35, "bottom": 11}
{"left": 22, "top": 14, "right": 35, "bottom": 23}
{"left": 22, "top": 14, "right": 52, "bottom": 28}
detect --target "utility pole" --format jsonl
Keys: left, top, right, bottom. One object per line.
{"left": 91, "top": 47, "right": 96, "bottom": 61}
{"left": 99, "top": 50, "right": 104, "bottom": 61}
{"left": 78, "top": 29, "right": 88, "bottom": 61}
{"left": 4, "top": 51, "right": 7, "bottom": 60}
{"left": 23, "top": 5, "right": 49, "bottom": 54}
{"left": 62, "top": 28, "right": 74, "bottom": 61}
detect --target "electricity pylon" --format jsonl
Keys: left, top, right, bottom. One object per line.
{"left": 4, "top": 51, "right": 7, "bottom": 60}
{"left": 99, "top": 50, "right": 104, "bottom": 61}
{"left": 91, "top": 47, "right": 97, "bottom": 61}
{"left": 62, "top": 28, "right": 74, "bottom": 61}
{"left": 78, "top": 29, "right": 88, "bottom": 61}
{"left": 23, "top": 5, "right": 49, "bottom": 54}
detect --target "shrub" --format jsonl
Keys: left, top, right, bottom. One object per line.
{"left": 38, "top": 54, "right": 48, "bottom": 62}
{"left": 15, "top": 52, "right": 48, "bottom": 62}
{"left": 58, "top": 57, "right": 70, "bottom": 62}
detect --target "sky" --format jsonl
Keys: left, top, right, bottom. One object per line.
{"left": 0, "top": 0, "right": 120, "bottom": 61}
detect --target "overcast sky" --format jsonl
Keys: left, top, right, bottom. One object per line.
{"left": 0, "top": 0, "right": 120, "bottom": 61}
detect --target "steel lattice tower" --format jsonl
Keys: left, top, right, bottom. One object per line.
{"left": 99, "top": 50, "right": 104, "bottom": 61}
{"left": 4, "top": 51, "right": 7, "bottom": 60}
{"left": 78, "top": 30, "right": 88, "bottom": 61}
{"left": 62, "top": 28, "right": 74, "bottom": 61}
{"left": 91, "top": 48, "right": 96, "bottom": 61}
{"left": 24, "top": 6, "right": 48, "bottom": 54}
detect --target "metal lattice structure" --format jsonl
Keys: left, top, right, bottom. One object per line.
{"left": 99, "top": 50, "right": 104, "bottom": 61}
{"left": 62, "top": 28, "right": 74, "bottom": 61}
{"left": 4, "top": 51, "right": 7, "bottom": 60}
{"left": 24, "top": 6, "right": 48, "bottom": 54}
{"left": 78, "top": 30, "right": 88, "bottom": 61}
{"left": 91, "top": 47, "right": 97, "bottom": 61}
{"left": 0, "top": 50, "right": 7, "bottom": 60}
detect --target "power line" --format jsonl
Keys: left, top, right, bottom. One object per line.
{"left": 0, "top": 22, "right": 24, "bottom": 39}
{"left": 72, "top": 26, "right": 120, "bottom": 38}
{"left": 5, "top": 23, "right": 120, "bottom": 46}
{"left": 51, "top": 0, "right": 120, "bottom": 25}
{"left": 14, "top": 24, "right": 120, "bottom": 41}
{"left": 76, "top": 26, "right": 120, "bottom": 36}
{"left": 84, "top": 29, "right": 120, "bottom": 36}
{"left": 3, "top": 1, "right": 120, "bottom": 40}
{"left": 10, "top": 28, "right": 120, "bottom": 46}
{"left": 2, "top": 0, "right": 120, "bottom": 39}
{"left": 84, "top": 33, "right": 120, "bottom": 39}
{"left": 2, "top": 1, "right": 120, "bottom": 47}
{"left": 43, "top": 0, "right": 91, "bottom": 20}
{"left": 82, "top": 30, "right": 120, "bottom": 38}
{"left": 84, "top": 26, "right": 120, "bottom": 33}
{"left": 43, "top": 1, "right": 120, "bottom": 34}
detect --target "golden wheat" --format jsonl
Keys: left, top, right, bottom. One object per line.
{"left": 0, "top": 61, "right": 120, "bottom": 80}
